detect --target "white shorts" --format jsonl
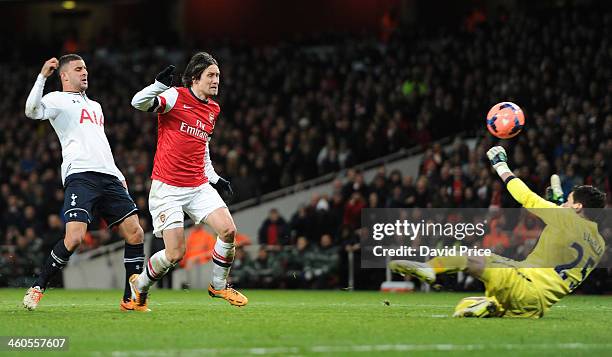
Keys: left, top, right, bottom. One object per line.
{"left": 149, "top": 180, "right": 227, "bottom": 237}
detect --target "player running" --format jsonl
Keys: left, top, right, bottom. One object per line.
{"left": 129, "top": 52, "right": 247, "bottom": 310}
{"left": 389, "top": 146, "right": 606, "bottom": 318}
{"left": 23, "top": 55, "right": 146, "bottom": 311}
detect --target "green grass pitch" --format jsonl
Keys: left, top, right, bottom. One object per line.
{"left": 1, "top": 289, "right": 612, "bottom": 356}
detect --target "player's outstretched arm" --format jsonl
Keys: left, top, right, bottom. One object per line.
{"left": 131, "top": 65, "right": 176, "bottom": 112}
{"left": 487, "top": 146, "right": 556, "bottom": 210}
{"left": 25, "top": 58, "right": 59, "bottom": 120}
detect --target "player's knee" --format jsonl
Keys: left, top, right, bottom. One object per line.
{"left": 466, "top": 256, "right": 485, "bottom": 277}
{"left": 64, "top": 231, "right": 85, "bottom": 251}
{"left": 219, "top": 224, "right": 236, "bottom": 243}
{"left": 126, "top": 225, "right": 144, "bottom": 245}
{"left": 165, "top": 244, "right": 186, "bottom": 263}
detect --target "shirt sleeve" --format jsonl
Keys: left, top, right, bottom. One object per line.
{"left": 204, "top": 139, "right": 220, "bottom": 184}
{"left": 157, "top": 87, "right": 179, "bottom": 114}
{"left": 131, "top": 81, "right": 178, "bottom": 114}
{"left": 25, "top": 74, "right": 60, "bottom": 120}
{"left": 506, "top": 177, "right": 575, "bottom": 227}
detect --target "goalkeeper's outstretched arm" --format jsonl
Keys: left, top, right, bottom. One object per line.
{"left": 486, "top": 146, "right": 558, "bottom": 210}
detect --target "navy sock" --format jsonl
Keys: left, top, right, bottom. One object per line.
{"left": 34, "top": 240, "right": 72, "bottom": 290}
{"left": 123, "top": 243, "right": 145, "bottom": 301}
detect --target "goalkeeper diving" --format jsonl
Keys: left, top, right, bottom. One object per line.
{"left": 389, "top": 146, "right": 607, "bottom": 318}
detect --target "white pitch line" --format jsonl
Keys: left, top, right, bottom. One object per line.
{"left": 100, "top": 343, "right": 612, "bottom": 356}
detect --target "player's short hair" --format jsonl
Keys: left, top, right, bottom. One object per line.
{"left": 58, "top": 54, "right": 83, "bottom": 73}
{"left": 572, "top": 185, "right": 607, "bottom": 222}
{"left": 182, "top": 52, "right": 218, "bottom": 87}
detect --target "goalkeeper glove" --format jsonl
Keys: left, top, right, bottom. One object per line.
{"left": 156, "top": 65, "right": 175, "bottom": 87}
{"left": 486, "top": 146, "right": 512, "bottom": 176}
{"left": 211, "top": 177, "right": 234, "bottom": 201}
{"left": 545, "top": 174, "right": 565, "bottom": 205}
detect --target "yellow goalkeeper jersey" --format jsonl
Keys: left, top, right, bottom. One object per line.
{"left": 506, "top": 178, "right": 605, "bottom": 307}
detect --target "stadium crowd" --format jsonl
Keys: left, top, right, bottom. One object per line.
{"left": 1, "top": 7, "right": 610, "bottom": 289}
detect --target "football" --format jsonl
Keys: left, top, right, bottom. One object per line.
{"left": 486, "top": 102, "right": 525, "bottom": 139}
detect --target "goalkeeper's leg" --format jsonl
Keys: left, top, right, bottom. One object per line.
{"left": 453, "top": 296, "right": 504, "bottom": 318}
{"left": 389, "top": 255, "right": 509, "bottom": 318}
{"left": 389, "top": 255, "right": 478, "bottom": 284}
{"left": 130, "top": 227, "right": 182, "bottom": 311}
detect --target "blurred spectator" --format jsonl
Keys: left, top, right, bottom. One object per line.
{"left": 304, "top": 234, "right": 339, "bottom": 289}
{"left": 343, "top": 192, "right": 366, "bottom": 230}
{"left": 10, "top": 229, "right": 43, "bottom": 287}
{"left": 482, "top": 216, "right": 511, "bottom": 256}
{"left": 229, "top": 246, "right": 254, "bottom": 288}
{"left": 251, "top": 247, "right": 281, "bottom": 288}
{"left": 283, "top": 236, "right": 313, "bottom": 288}
{"left": 181, "top": 225, "right": 215, "bottom": 269}
{"left": 258, "top": 208, "right": 290, "bottom": 246}
{"left": 289, "top": 205, "right": 314, "bottom": 242}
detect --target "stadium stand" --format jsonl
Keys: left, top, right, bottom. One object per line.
{"left": 1, "top": 7, "right": 610, "bottom": 290}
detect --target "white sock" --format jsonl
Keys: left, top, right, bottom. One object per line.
{"left": 136, "top": 249, "right": 173, "bottom": 291}
{"left": 211, "top": 237, "right": 235, "bottom": 290}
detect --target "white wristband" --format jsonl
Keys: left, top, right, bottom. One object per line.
{"left": 494, "top": 163, "right": 511, "bottom": 177}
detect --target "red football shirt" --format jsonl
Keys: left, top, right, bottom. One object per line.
{"left": 152, "top": 87, "right": 220, "bottom": 187}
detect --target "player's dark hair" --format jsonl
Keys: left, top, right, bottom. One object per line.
{"left": 182, "top": 52, "right": 218, "bottom": 87}
{"left": 572, "top": 185, "right": 607, "bottom": 222}
{"left": 58, "top": 54, "right": 83, "bottom": 72}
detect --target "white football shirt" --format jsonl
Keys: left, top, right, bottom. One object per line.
{"left": 25, "top": 74, "right": 125, "bottom": 184}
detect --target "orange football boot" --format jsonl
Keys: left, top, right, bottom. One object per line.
{"left": 120, "top": 298, "right": 135, "bottom": 311}
{"left": 129, "top": 274, "right": 151, "bottom": 312}
{"left": 208, "top": 284, "right": 248, "bottom": 306}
